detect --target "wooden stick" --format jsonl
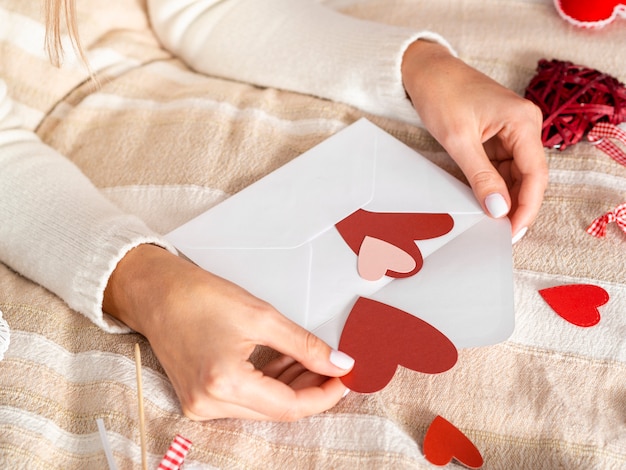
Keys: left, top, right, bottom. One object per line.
{"left": 134, "top": 343, "right": 148, "bottom": 470}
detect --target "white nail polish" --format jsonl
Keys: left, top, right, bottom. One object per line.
{"left": 512, "top": 227, "right": 528, "bottom": 244}
{"left": 330, "top": 350, "right": 355, "bottom": 370}
{"left": 342, "top": 388, "right": 351, "bottom": 398}
{"left": 485, "top": 193, "right": 509, "bottom": 218}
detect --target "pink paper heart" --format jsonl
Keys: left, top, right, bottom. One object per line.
{"left": 538, "top": 284, "right": 609, "bottom": 327}
{"left": 357, "top": 236, "right": 417, "bottom": 281}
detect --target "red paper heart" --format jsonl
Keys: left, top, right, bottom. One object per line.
{"left": 338, "top": 297, "right": 458, "bottom": 393}
{"left": 538, "top": 284, "right": 609, "bottom": 327}
{"left": 423, "top": 415, "right": 484, "bottom": 468}
{"left": 335, "top": 209, "right": 454, "bottom": 279}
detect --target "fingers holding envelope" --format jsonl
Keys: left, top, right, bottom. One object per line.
{"left": 174, "top": 303, "right": 355, "bottom": 422}
{"left": 443, "top": 106, "right": 547, "bottom": 238}
{"left": 401, "top": 40, "right": 548, "bottom": 238}
{"left": 104, "top": 244, "right": 353, "bottom": 421}
{"left": 481, "top": 116, "right": 548, "bottom": 237}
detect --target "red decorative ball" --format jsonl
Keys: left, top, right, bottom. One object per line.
{"left": 525, "top": 59, "right": 626, "bottom": 150}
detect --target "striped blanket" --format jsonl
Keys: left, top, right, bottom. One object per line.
{"left": 1, "top": 0, "right": 625, "bottom": 468}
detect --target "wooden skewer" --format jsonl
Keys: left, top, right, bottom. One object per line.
{"left": 134, "top": 343, "right": 148, "bottom": 470}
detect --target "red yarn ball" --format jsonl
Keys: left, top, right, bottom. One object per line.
{"left": 525, "top": 59, "right": 626, "bottom": 150}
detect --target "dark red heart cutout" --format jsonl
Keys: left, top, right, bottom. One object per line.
{"left": 423, "top": 415, "right": 484, "bottom": 468}
{"left": 539, "top": 284, "right": 609, "bottom": 327}
{"left": 335, "top": 209, "right": 454, "bottom": 279}
{"left": 338, "top": 297, "right": 458, "bottom": 393}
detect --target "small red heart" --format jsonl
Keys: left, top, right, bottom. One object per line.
{"left": 538, "top": 284, "right": 609, "bottom": 327}
{"left": 423, "top": 415, "right": 484, "bottom": 468}
{"left": 335, "top": 209, "right": 454, "bottom": 279}
{"left": 338, "top": 297, "right": 457, "bottom": 393}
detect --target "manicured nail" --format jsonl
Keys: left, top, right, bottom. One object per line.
{"left": 485, "top": 193, "right": 509, "bottom": 218}
{"left": 330, "top": 350, "right": 355, "bottom": 370}
{"left": 512, "top": 227, "right": 528, "bottom": 245}
{"left": 342, "top": 388, "right": 351, "bottom": 398}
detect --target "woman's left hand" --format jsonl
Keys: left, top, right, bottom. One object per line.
{"left": 401, "top": 40, "right": 548, "bottom": 240}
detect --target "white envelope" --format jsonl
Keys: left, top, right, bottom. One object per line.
{"left": 165, "top": 119, "right": 514, "bottom": 349}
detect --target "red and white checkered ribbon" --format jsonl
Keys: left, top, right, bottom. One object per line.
{"left": 587, "top": 122, "right": 626, "bottom": 166}
{"left": 587, "top": 203, "right": 626, "bottom": 238}
{"left": 158, "top": 435, "right": 192, "bottom": 470}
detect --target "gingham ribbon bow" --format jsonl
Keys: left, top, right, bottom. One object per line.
{"left": 587, "top": 203, "right": 626, "bottom": 238}
{"left": 158, "top": 434, "right": 192, "bottom": 470}
{"left": 587, "top": 122, "right": 626, "bottom": 167}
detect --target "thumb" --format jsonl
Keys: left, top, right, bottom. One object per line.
{"left": 450, "top": 143, "right": 511, "bottom": 219}
{"left": 261, "top": 311, "right": 355, "bottom": 378}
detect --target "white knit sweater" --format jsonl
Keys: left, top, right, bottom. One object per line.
{"left": 0, "top": 0, "right": 451, "bottom": 332}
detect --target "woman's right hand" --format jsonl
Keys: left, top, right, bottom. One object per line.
{"left": 103, "top": 244, "right": 354, "bottom": 421}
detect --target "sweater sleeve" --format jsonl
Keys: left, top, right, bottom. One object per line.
{"left": 146, "top": 0, "right": 455, "bottom": 126}
{"left": 0, "top": 81, "right": 177, "bottom": 333}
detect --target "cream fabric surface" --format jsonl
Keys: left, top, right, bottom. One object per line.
{"left": 1, "top": 0, "right": 626, "bottom": 468}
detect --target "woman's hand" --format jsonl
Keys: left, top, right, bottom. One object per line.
{"left": 103, "top": 244, "right": 354, "bottom": 421}
{"left": 401, "top": 40, "right": 548, "bottom": 240}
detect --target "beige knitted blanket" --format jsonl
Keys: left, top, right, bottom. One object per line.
{"left": 1, "top": 0, "right": 625, "bottom": 468}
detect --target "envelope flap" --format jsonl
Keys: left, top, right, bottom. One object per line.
{"left": 364, "top": 125, "right": 483, "bottom": 214}
{"left": 166, "top": 119, "right": 377, "bottom": 249}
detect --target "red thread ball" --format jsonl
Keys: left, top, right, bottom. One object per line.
{"left": 525, "top": 59, "right": 626, "bottom": 150}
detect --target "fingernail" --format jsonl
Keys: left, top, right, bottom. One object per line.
{"left": 342, "top": 388, "right": 351, "bottom": 398}
{"left": 512, "top": 227, "right": 528, "bottom": 245}
{"left": 330, "top": 350, "right": 355, "bottom": 370}
{"left": 485, "top": 193, "right": 509, "bottom": 218}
